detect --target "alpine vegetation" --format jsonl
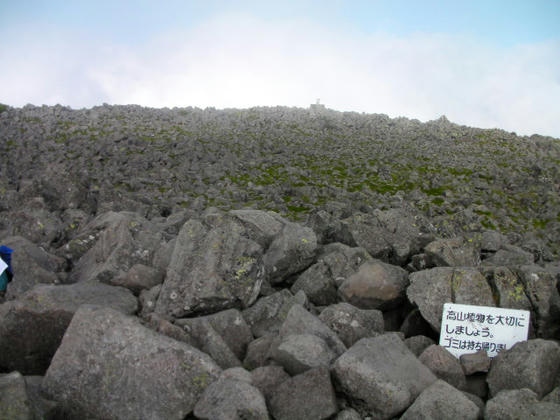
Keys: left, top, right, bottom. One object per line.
{"left": 0, "top": 103, "right": 559, "bottom": 419}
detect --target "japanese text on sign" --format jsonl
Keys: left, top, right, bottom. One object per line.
{"left": 439, "top": 303, "right": 529, "bottom": 358}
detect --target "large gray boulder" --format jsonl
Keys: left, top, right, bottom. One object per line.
{"left": 516, "top": 265, "right": 560, "bottom": 338}
{"left": 290, "top": 261, "right": 339, "bottom": 306}
{"left": 175, "top": 317, "right": 242, "bottom": 369}
{"left": 250, "top": 365, "right": 290, "bottom": 402}
{"left": 42, "top": 305, "right": 222, "bottom": 420}
{"left": 271, "top": 334, "right": 337, "bottom": 375}
{"left": 482, "top": 245, "right": 535, "bottom": 266}
{"left": 0, "top": 282, "right": 137, "bottom": 374}
{"left": 268, "top": 367, "right": 338, "bottom": 420}
{"left": 264, "top": 221, "right": 317, "bottom": 285}
{"left": 193, "top": 376, "right": 270, "bottom": 420}
{"left": 407, "top": 267, "right": 495, "bottom": 332}
{"left": 400, "top": 379, "right": 480, "bottom": 420}
{"left": 2, "top": 236, "right": 65, "bottom": 299}
{"left": 66, "top": 211, "right": 162, "bottom": 284}
{"left": 484, "top": 388, "right": 560, "bottom": 420}
{"left": 229, "top": 209, "right": 284, "bottom": 249}
{"left": 425, "top": 237, "right": 480, "bottom": 267}
{"left": 318, "top": 243, "right": 372, "bottom": 287}
{"left": 480, "top": 266, "right": 532, "bottom": 311}
{"left": 418, "top": 345, "right": 466, "bottom": 390}
{"left": 156, "top": 218, "right": 264, "bottom": 317}
{"left": 175, "top": 309, "right": 254, "bottom": 367}
{"left": 338, "top": 260, "right": 409, "bottom": 310}
{"left": 105, "top": 263, "right": 164, "bottom": 295}
{"left": 332, "top": 333, "right": 437, "bottom": 419}
{"left": 487, "top": 338, "right": 560, "bottom": 398}
{"left": 278, "top": 304, "right": 347, "bottom": 357}
{"left": 338, "top": 209, "right": 433, "bottom": 265}
{"left": 318, "top": 302, "right": 384, "bottom": 348}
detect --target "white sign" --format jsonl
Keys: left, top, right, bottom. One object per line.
{"left": 439, "top": 303, "right": 530, "bottom": 358}
{"left": 0, "top": 259, "right": 6, "bottom": 275}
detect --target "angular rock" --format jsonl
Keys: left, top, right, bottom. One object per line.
{"left": 400, "top": 379, "right": 480, "bottom": 420}
{"left": 264, "top": 221, "right": 317, "bottom": 285}
{"left": 194, "top": 377, "right": 270, "bottom": 420}
{"left": 156, "top": 218, "right": 264, "bottom": 317}
{"left": 407, "top": 267, "right": 495, "bottom": 332}
{"left": 487, "top": 338, "right": 560, "bottom": 398}
{"left": 332, "top": 333, "right": 437, "bottom": 419}
{"left": 0, "top": 282, "right": 137, "bottom": 374}
{"left": 516, "top": 265, "right": 560, "bottom": 338}
{"left": 201, "top": 308, "right": 254, "bottom": 361}
{"left": 318, "top": 302, "right": 384, "bottom": 348}
{"left": 425, "top": 237, "right": 480, "bottom": 267}
{"left": 271, "top": 334, "right": 337, "bottom": 375}
{"left": 269, "top": 367, "right": 338, "bottom": 420}
{"left": 338, "top": 260, "right": 409, "bottom": 310}
{"left": 243, "top": 335, "right": 276, "bottom": 370}
{"left": 290, "top": 261, "right": 338, "bottom": 306}
{"left": 175, "top": 317, "right": 242, "bottom": 369}
{"left": 42, "top": 305, "right": 221, "bottom": 420}
{"left": 2, "top": 236, "right": 64, "bottom": 299}
{"left": 460, "top": 349, "right": 491, "bottom": 375}
{"left": 419, "top": 345, "right": 467, "bottom": 390}
{"left": 480, "top": 230, "right": 508, "bottom": 253}
{"left": 250, "top": 365, "right": 290, "bottom": 401}
{"left": 242, "top": 289, "right": 308, "bottom": 337}
{"left": 404, "top": 335, "right": 436, "bottom": 357}
{"left": 480, "top": 266, "right": 532, "bottom": 311}
{"left": 229, "top": 209, "right": 284, "bottom": 249}
{"left": 0, "top": 371, "right": 34, "bottom": 420}
{"left": 318, "top": 243, "right": 372, "bottom": 287}
{"left": 67, "top": 211, "right": 162, "bottom": 284}
{"left": 484, "top": 388, "right": 560, "bottom": 420}
{"left": 105, "top": 263, "right": 164, "bottom": 295}
{"left": 338, "top": 209, "right": 433, "bottom": 265}
{"left": 278, "top": 304, "right": 346, "bottom": 356}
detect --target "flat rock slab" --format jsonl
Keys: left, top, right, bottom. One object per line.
{"left": 332, "top": 333, "right": 437, "bottom": 419}
{"left": 0, "top": 282, "right": 137, "bottom": 374}
{"left": 42, "top": 305, "right": 221, "bottom": 420}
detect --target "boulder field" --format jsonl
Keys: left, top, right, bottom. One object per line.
{"left": 0, "top": 105, "right": 559, "bottom": 419}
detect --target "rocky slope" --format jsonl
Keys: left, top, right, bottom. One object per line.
{"left": 0, "top": 104, "right": 559, "bottom": 419}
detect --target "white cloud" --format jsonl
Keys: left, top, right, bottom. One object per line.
{"left": 1, "top": 14, "right": 559, "bottom": 137}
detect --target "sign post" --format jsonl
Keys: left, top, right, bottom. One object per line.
{"left": 439, "top": 303, "right": 530, "bottom": 358}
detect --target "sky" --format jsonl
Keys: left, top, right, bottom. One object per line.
{"left": 1, "top": 0, "right": 559, "bottom": 137}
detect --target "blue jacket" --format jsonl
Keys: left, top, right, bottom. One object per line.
{"left": 0, "top": 245, "right": 14, "bottom": 281}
